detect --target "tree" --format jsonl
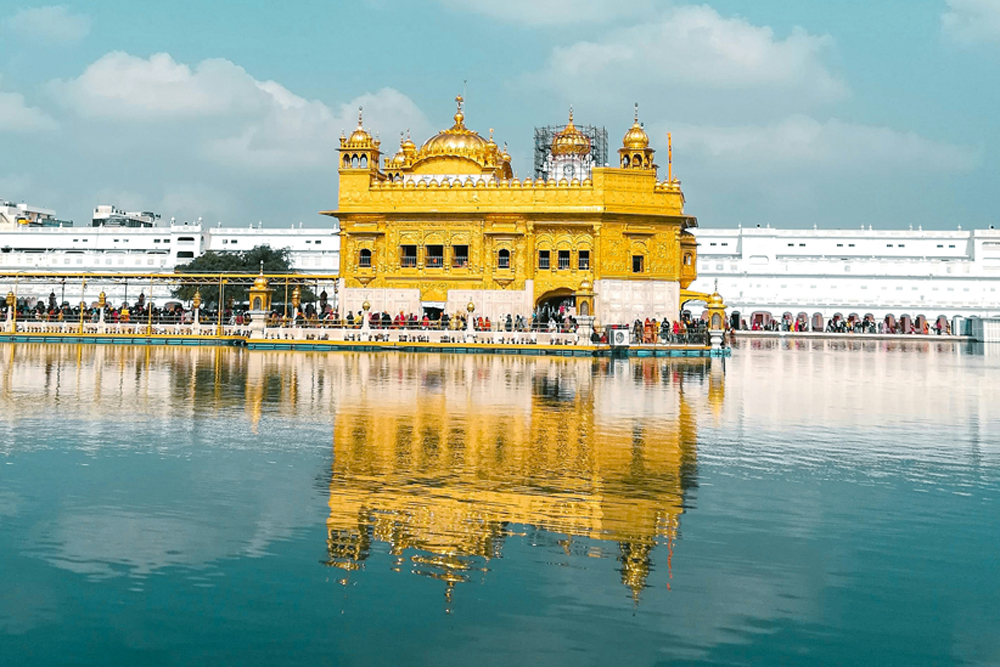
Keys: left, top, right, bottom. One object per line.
{"left": 172, "top": 245, "right": 300, "bottom": 307}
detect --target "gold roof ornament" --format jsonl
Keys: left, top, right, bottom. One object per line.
{"left": 622, "top": 103, "right": 650, "bottom": 150}
{"left": 252, "top": 274, "right": 269, "bottom": 291}
{"left": 414, "top": 96, "right": 493, "bottom": 167}
{"left": 551, "top": 107, "right": 591, "bottom": 156}
{"left": 345, "top": 107, "right": 377, "bottom": 148}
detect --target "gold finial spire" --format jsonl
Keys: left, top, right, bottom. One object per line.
{"left": 357, "top": 106, "right": 363, "bottom": 128}
{"left": 453, "top": 95, "right": 465, "bottom": 127}
{"left": 569, "top": 105, "right": 574, "bottom": 123}
{"left": 634, "top": 102, "right": 639, "bottom": 123}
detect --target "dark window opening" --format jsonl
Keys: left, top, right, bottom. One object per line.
{"left": 177, "top": 251, "right": 195, "bottom": 259}
{"left": 498, "top": 248, "right": 511, "bottom": 269}
{"left": 452, "top": 245, "right": 469, "bottom": 268}
{"left": 632, "top": 255, "right": 644, "bottom": 273}
{"left": 557, "top": 249, "right": 570, "bottom": 270}
{"left": 401, "top": 245, "right": 417, "bottom": 268}
{"left": 359, "top": 249, "right": 372, "bottom": 267}
{"left": 538, "top": 250, "right": 550, "bottom": 270}
{"left": 578, "top": 250, "right": 590, "bottom": 270}
{"left": 426, "top": 245, "right": 444, "bottom": 268}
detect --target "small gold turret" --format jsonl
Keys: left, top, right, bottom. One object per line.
{"left": 339, "top": 106, "right": 382, "bottom": 174}
{"left": 619, "top": 103, "right": 655, "bottom": 172}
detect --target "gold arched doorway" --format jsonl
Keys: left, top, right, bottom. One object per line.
{"left": 535, "top": 288, "right": 575, "bottom": 320}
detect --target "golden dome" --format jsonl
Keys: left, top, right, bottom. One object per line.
{"left": 346, "top": 107, "right": 374, "bottom": 146}
{"left": 253, "top": 275, "right": 269, "bottom": 290}
{"left": 622, "top": 104, "right": 649, "bottom": 150}
{"left": 401, "top": 130, "right": 417, "bottom": 155}
{"left": 552, "top": 108, "right": 591, "bottom": 156}
{"left": 500, "top": 142, "right": 511, "bottom": 163}
{"left": 416, "top": 96, "right": 491, "bottom": 165}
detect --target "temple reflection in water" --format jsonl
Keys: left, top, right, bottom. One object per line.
{"left": 0, "top": 343, "right": 724, "bottom": 602}
{"left": 324, "top": 353, "right": 724, "bottom": 603}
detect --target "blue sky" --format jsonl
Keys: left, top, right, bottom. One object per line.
{"left": 0, "top": 0, "right": 998, "bottom": 229}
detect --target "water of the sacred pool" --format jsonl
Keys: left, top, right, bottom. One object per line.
{"left": 0, "top": 340, "right": 998, "bottom": 665}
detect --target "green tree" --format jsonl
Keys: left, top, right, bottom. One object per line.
{"left": 172, "top": 245, "right": 305, "bottom": 307}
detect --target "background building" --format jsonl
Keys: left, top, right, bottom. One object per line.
{"left": 690, "top": 226, "right": 1000, "bottom": 328}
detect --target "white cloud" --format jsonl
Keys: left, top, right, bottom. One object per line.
{"left": 50, "top": 52, "right": 267, "bottom": 120}
{"left": 942, "top": 0, "right": 1000, "bottom": 45}
{"left": 5, "top": 5, "right": 91, "bottom": 43}
{"left": 669, "top": 115, "right": 980, "bottom": 174}
{"left": 20, "top": 51, "right": 432, "bottom": 224}
{"left": 526, "top": 5, "right": 847, "bottom": 115}
{"left": 0, "top": 90, "right": 57, "bottom": 132}
{"left": 436, "top": 0, "right": 654, "bottom": 25}
{"left": 49, "top": 52, "right": 430, "bottom": 176}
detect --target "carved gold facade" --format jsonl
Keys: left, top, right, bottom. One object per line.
{"left": 323, "top": 98, "right": 699, "bottom": 323}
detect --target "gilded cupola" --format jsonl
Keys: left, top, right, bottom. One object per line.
{"left": 551, "top": 108, "right": 591, "bottom": 156}
{"left": 409, "top": 96, "right": 505, "bottom": 177}
{"left": 339, "top": 107, "right": 382, "bottom": 173}
{"left": 619, "top": 103, "right": 655, "bottom": 172}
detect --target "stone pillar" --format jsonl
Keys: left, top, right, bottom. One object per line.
{"left": 576, "top": 315, "right": 595, "bottom": 345}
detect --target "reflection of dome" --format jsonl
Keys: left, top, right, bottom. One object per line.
{"left": 415, "top": 96, "right": 492, "bottom": 165}
{"left": 552, "top": 108, "right": 591, "bottom": 156}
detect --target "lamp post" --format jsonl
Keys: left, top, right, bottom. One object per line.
{"left": 5, "top": 291, "right": 14, "bottom": 332}
{"left": 465, "top": 300, "right": 475, "bottom": 341}
{"left": 98, "top": 291, "right": 106, "bottom": 331}
{"left": 146, "top": 276, "right": 154, "bottom": 335}
{"left": 292, "top": 286, "right": 301, "bottom": 328}
{"left": 217, "top": 278, "right": 227, "bottom": 336}
{"left": 193, "top": 289, "right": 202, "bottom": 328}
{"left": 361, "top": 299, "right": 371, "bottom": 337}
{"left": 79, "top": 280, "right": 86, "bottom": 334}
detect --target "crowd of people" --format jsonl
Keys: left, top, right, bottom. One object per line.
{"left": 5, "top": 291, "right": 723, "bottom": 345}
{"left": 738, "top": 315, "right": 953, "bottom": 335}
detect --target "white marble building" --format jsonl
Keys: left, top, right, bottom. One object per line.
{"left": 689, "top": 226, "right": 1000, "bottom": 328}
{"left": 0, "top": 201, "right": 341, "bottom": 304}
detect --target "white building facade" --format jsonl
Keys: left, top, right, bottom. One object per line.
{"left": 689, "top": 226, "right": 1000, "bottom": 329}
{"left": 0, "top": 201, "right": 341, "bottom": 303}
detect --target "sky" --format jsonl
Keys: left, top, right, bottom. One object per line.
{"left": 0, "top": 0, "right": 998, "bottom": 230}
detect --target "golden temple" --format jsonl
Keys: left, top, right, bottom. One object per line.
{"left": 323, "top": 98, "right": 699, "bottom": 324}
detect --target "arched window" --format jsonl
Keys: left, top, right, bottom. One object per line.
{"left": 580, "top": 301, "right": 590, "bottom": 316}
{"left": 359, "top": 248, "right": 372, "bottom": 268}
{"left": 622, "top": 155, "right": 630, "bottom": 168}
{"left": 351, "top": 156, "right": 359, "bottom": 168}
{"left": 633, "top": 153, "right": 642, "bottom": 168}
{"left": 498, "top": 248, "right": 511, "bottom": 269}
{"left": 253, "top": 297, "right": 262, "bottom": 310}
{"left": 360, "top": 155, "right": 368, "bottom": 168}
{"left": 343, "top": 155, "right": 351, "bottom": 168}
{"left": 684, "top": 253, "right": 692, "bottom": 266}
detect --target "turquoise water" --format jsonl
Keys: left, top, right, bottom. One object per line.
{"left": 1, "top": 341, "right": 998, "bottom": 666}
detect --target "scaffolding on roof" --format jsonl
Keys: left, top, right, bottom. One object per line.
{"left": 533, "top": 124, "right": 608, "bottom": 180}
